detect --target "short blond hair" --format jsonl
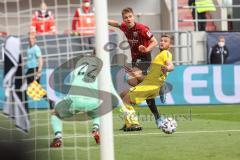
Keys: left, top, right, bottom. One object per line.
{"left": 161, "top": 34, "right": 174, "bottom": 44}
{"left": 121, "top": 7, "right": 134, "bottom": 17}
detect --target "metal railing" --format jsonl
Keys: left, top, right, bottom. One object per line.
{"left": 178, "top": 4, "right": 240, "bottom": 31}
{"left": 152, "top": 30, "right": 193, "bottom": 65}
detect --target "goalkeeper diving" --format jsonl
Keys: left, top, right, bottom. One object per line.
{"left": 50, "top": 50, "right": 103, "bottom": 147}
{"left": 49, "top": 49, "right": 139, "bottom": 147}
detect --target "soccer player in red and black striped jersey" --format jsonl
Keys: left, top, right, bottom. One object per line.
{"left": 109, "top": 7, "right": 164, "bottom": 131}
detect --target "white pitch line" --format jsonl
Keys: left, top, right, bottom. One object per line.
{"left": 0, "top": 126, "right": 13, "bottom": 131}
{"left": 176, "top": 129, "right": 240, "bottom": 134}
{"left": 25, "top": 146, "right": 99, "bottom": 154}
{"left": 114, "top": 129, "right": 240, "bottom": 137}
{"left": 0, "top": 129, "right": 239, "bottom": 143}
{"left": 7, "top": 130, "right": 240, "bottom": 154}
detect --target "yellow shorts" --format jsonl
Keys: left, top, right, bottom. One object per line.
{"left": 128, "top": 83, "right": 162, "bottom": 105}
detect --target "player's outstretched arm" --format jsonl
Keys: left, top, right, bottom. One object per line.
{"left": 147, "top": 36, "right": 158, "bottom": 52}
{"left": 165, "top": 60, "right": 174, "bottom": 72}
{"left": 161, "top": 60, "right": 174, "bottom": 74}
{"left": 108, "top": 19, "right": 120, "bottom": 28}
{"left": 138, "top": 36, "right": 158, "bottom": 53}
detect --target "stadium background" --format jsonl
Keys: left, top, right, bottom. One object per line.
{"left": 1, "top": 0, "right": 240, "bottom": 107}
{"left": 0, "top": 0, "right": 240, "bottom": 160}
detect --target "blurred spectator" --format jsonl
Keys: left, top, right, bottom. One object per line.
{"left": 0, "top": 32, "right": 7, "bottom": 36}
{"left": 24, "top": 32, "right": 43, "bottom": 112}
{"left": 188, "top": 0, "right": 216, "bottom": 31}
{"left": 31, "top": 2, "right": 56, "bottom": 35}
{"left": 25, "top": 32, "right": 54, "bottom": 110}
{"left": 209, "top": 36, "right": 229, "bottom": 64}
{"left": 72, "top": 0, "right": 95, "bottom": 36}
{"left": 26, "top": 32, "right": 43, "bottom": 87}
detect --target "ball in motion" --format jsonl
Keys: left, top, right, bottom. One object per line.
{"left": 160, "top": 117, "right": 177, "bottom": 134}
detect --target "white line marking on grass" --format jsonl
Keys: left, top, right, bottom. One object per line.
{"left": 0, "top": 129, "right": 238, "bottom": 143}
{"left": 25, "top": 146, "right": 99, "bottom": 154}
{"left": 9, "top": 134, "right": 92, "bottom": 142}
{"left": 0, "top": 126, "right": 12, "bottom": 131}
{"left": 176, "top": 130, "right": 240, "bottom": 134}
{"left": 114, "top": 129, "right": 240, "bottom": 137}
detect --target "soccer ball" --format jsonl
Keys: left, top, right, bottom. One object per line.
{"left": 160, "top": 117, "right": 177, "bottom": 134}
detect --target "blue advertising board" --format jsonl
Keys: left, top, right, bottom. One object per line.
{"left": 160, "top": 64, "right": 240, "bottom": 105}
{"left": 0, "top": 64, "right": 240, "bottom": 108}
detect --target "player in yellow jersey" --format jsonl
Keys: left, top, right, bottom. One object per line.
{"left": 121, "top": 34, "right": 174, "bottom": 129}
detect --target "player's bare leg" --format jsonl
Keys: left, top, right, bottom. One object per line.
{"left": 125, "top": 66, "right": 144, "bottom": 87}
{"left": 127, "top": 77, "right": 138, "bottom": 86}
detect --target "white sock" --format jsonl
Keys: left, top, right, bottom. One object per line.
{"left": 55, "top": 132, "right": 62, "bottom": 139}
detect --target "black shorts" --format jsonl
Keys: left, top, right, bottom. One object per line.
{"left": 25, "top": 67, "right": 39, "bottom": 84}
{"left": 132, "top": 54, "right": 151, "bottom": 75}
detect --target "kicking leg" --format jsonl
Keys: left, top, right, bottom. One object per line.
{"left": 146, "top": 98, "right": 164, "bottom": 128}
{"left": 146, "top": 98, "right": 160, "bottom": 120}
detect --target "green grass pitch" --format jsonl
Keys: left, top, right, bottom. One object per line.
{"left": 0, "top": 105, "right": 240, "bottom": 160}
